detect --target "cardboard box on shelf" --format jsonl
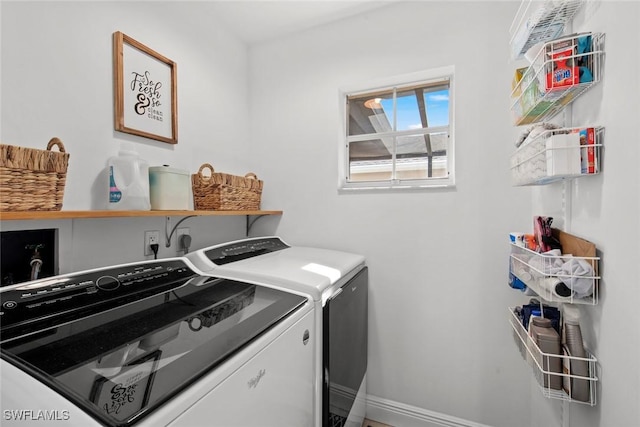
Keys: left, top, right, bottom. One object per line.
{"left": 512, "top": 67, "right": 527, "bottom": 98}
{"left": 551, "top": 228, "right": 598, "bottom": 274}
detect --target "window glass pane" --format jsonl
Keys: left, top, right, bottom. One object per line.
{"left": 349, "top": 159, "right": 393, "bottom": 182}
{"left": 342, "top": 70, "right": 453, "bottom": 189}
{"left": 430, "top": 155, "right": 449, "bottom": 178}
{"left": 424, "top": 88, "right": 450, "bottom": 127}
{"left": 391, "top": 84, "right": 449, "bottom": 132}
{"left": 396, "top": 132, "right": 448, "bottom": 179}
{"left": 347, "top": 90, "right": 394, "bottom": 136}
{"left": 349, "top": 139, "right": 392, "bottom": 182}
{"left": 394, "top": 91, "right": 421, "bottom": 132}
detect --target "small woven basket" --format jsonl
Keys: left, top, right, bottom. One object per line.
{"left": 192, "top": 163, "right": 263, "bottom": 211}
{"left": 0, "top": 137, "right": 70, "bottom": 211}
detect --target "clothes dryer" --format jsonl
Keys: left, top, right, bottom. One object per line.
{"left": 187, "top": 236, "right": 368, "bottom": 427}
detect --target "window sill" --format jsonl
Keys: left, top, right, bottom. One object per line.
{"left": 338, "top": 181, "right": 456, "bottom": 193}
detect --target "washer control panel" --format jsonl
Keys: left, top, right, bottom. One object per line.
{"left": 0, "top": 260, "right": 196, "bottom": 330}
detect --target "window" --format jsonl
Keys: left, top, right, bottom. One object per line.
{"left": 340, "top": 67, "right": 454, "bottom": 189}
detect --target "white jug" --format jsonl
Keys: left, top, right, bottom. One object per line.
{"left": 107, "top": 143, "right": 151, "bottom": 210}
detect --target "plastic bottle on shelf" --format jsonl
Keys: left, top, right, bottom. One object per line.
{"left": 107, "top": 143, "right": 151, "bottom": 211}
{"left": 563, "top": 305, "right": 590, "bottom": 402}
{"left": 529, "top": 316, "right": 563, "bottom": 390}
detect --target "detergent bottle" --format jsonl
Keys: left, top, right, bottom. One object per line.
{"left": 107, "top": 143, "right": 151, "bottom": 210}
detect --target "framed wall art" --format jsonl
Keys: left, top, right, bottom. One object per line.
{"left": 113, "top": 31, "right": 178, "bottom": 144}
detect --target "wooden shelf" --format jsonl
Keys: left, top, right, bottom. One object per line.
{"left": 0, "top": 210, "right": 283, "bottom": 221}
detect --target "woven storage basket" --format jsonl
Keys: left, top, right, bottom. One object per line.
{"left": 0, "top": 137, "right": 70, "bottom": 211}
{"left": 192, "top": 163, "right": 263, "bottom": 211}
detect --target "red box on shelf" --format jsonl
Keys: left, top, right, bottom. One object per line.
{"left": 580, "top": 127, "right": 596, "bottom": 174}
{"left": 546, "top": 47, "right": 579, "bottom": 90}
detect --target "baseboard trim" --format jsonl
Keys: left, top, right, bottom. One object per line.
{"left": 366, "top": 395, "right": 493, "bottom": 427}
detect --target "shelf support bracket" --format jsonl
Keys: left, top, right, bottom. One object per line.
{"left": 246, "top": 215, "right": 266, "bottom": 236}
{"left": 165, "top": 215, "right": 196, "bottom": 248}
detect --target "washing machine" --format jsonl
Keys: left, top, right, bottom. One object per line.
{"left": 186, "top": 236, "right": 368, "bottom": 427}
{"left": 0, "top": 257, "right": 315, "bottom": 426}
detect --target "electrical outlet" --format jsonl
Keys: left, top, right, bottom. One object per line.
{"left": 144, "top": 230, "right": 160, "bottom": 256}
{"left": 176, "top": 227, "right": 190, "bottom": 252}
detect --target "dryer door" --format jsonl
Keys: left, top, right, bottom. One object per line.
{"left": 323, "top": 267, "right": 368, "bottom": 427}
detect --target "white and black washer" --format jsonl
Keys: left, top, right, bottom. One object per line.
{"left": 186, "top": 236, "right": 368, "bottom": 427}
{"left": 0, "top": 257, "right": 316, "bottom": 426}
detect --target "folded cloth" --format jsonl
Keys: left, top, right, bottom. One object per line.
{"left": 528, "top": 249, "right": 563, "bottom": 277}
{"left": 515, "top": 123, "right": 562, "bottom": 148}
{"left": 560, "top": 256, "right": 595, "bottom": 298}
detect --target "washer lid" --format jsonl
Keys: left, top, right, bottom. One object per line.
{"left": 189, "top": 238, "right": 366, "bottom": 299}
{"left": 1, "top": 262, "right": 306, "bottom": 427}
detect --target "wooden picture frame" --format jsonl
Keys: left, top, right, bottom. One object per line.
{"left": 90, "top": 350, "right": 162, "bottom": 420}
{"left": 113, "top": 32, "right": 178, "bottom": 144}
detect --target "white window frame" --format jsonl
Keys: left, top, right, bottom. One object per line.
{"left": 338, "top": 66, "right": 455, "bottom": 191}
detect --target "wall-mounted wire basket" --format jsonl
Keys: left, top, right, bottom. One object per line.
{"left": 510, "top": 243, "right": 599, "bottom": 305}
{"left": 510, "top": 0, "right": 585, "bottom": 60}
{"left": 511, "top": 126, "right": 603, "bottom": 186}
{"left": 510, "top": 32, "right": 604, "bottom": 126}
{"left": 509, "top": 307, "right": 598, "bottom": 405}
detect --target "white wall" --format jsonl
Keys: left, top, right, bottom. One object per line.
{"left": 248, "top": 1, "right": 639, "bottom": 427}
{"left": 529, "top": 2, "right": 640, "bottom": 427}
{"left": 0, "top": 1, "right": 259, "bottom": 269}
{"left": 248, "top": 2, "right": 534, "bottom": 426}
{"left": 2, "top": 2, "right": 638, "bottom": 427}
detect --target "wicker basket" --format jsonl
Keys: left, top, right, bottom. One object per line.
{"left": 0, "top": 138, "right": 70, "bottom": 211}
{"left": 192, "top": 163, "right": 262, "bottom": 211}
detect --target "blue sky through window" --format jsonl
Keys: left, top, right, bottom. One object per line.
{"left": 380, "top": 89, "right": 449, "bottom": 130}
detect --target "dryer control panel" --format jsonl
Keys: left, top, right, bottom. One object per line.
{"left": 205, "top": 237, "right": 289, "bottom": 265}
